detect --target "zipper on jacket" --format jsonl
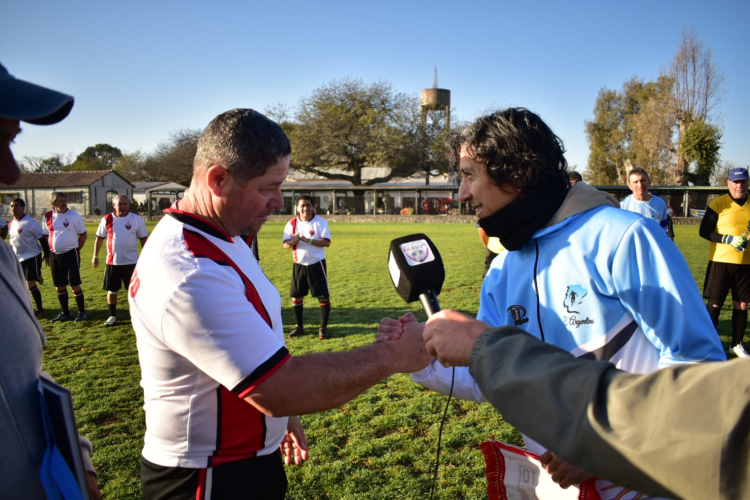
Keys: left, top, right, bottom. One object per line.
{"left": 533, "top": 240, "right": 545, "bottom": 342}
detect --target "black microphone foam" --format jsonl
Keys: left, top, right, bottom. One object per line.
{"left": 388, "top": 234, "right": 445, "bottom": 307}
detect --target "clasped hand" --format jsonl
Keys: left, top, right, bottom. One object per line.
{"left": 376, "top": 310, "right": 489, "bottom": 368}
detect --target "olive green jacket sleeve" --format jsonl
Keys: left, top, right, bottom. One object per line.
{"left": 468, "top": 326, "right": 750, "bottom": 500}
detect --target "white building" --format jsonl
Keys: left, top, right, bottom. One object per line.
{"left": 0, "top": 171, "right": 134, "bottom": 217}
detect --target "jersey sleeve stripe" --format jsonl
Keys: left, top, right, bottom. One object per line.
{"left": 234, "top": 347, "right": 291, "bottom": 398}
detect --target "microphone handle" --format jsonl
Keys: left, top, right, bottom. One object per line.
{"left": 419, "top": 288, "right": 441, "bottom": 318}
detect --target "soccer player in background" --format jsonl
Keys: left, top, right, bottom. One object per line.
{"left": 92, "top": 194, "right": 148, "bottom": 326}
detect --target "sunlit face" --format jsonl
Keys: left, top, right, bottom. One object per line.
{"left": 457, "top": 145, "right": 521, "bottom": 219}
{"left": 728, "top": 179, "right": 749, "bottom": 199}
{"left": 53, "top": 196, "right": 68, "bottom": 213}
{"left": 114, "top": 196, "right": 130, "bottom": 217}
{"left": 222, "top": 156, "right": 289, "bottom": 236}
{"left": 627, "top": 173, "right": 651, "bottom": 200}
{"left": 10, "top": 200, "right": 25, "bottom": 219}
{"left": 0, "top": 118, "right": 22, "bottom": 185}
{"left": 297, "top": 198, "right": 314, "bottom": 221}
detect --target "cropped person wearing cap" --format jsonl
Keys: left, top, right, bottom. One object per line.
{"left": 0, "top": 62, "right": 100, "bottom": 499}
{"left": 700, "top": 167, "right": 750, "bottom": 357}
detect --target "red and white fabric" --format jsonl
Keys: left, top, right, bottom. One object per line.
{"left": 129, "top": 209, "right": 289, "bottom": 469}
{"left": 482, "top": 439, "right": 667, "bottom": 500}
{"left": 42, "top": 209, "right": 86, "bottom": 254}
{"left": 9, "top": 215, "right": 44, "bottom": 262}
{"left": 282, "top": 215, "right": 331, "bottom": 265}
{"left": 95, "top": 212, "right": 148, "bottom": 265}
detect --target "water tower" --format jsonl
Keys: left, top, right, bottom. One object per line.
{"left": 420, "top": 67, "right": 450, "bottom": 131}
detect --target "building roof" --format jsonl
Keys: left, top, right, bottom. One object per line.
{"left": 132, "top": 181, "right": 170, "bottom": 190}
{"left": 0, "top": 170, "right": 133, "bottom": 189}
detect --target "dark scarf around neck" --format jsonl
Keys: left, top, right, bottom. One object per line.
{"left": 478, "top": 180, "right": 569, "bottom": 251}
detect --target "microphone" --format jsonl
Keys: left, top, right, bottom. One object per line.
{"left": 388, "top": 234, "right": 445, "bottom": 317}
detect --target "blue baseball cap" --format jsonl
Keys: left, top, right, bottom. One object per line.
{"left": 0, "top": 62, "right": 74, "bottom": 125}
{"left": 729, "top": 168, "right": 750, "bottom": 182}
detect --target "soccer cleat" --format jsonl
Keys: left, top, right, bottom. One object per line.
{"left": 732, "top": 344, "right": 750, "bottom": 358}
{"left": 288, "top": 327, "right": 305, "bottom": 338}
{"left": 318, "top": 327, "right": 329, "bottom": 340}
{"left": 73, "top": 311, "right": 88, "bottom": 323}
{"left": 51, "top": 312, "right": 72, "bottom": 322}
{"left": 104, "top": 316, "right": 117, "bottom": 327}
{"left": 34, "top": 309, "right": 45, "bottom": 318}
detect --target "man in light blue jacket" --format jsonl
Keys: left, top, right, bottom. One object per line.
{"left": 379, "top": 107, "right": 725, "bottom": 492}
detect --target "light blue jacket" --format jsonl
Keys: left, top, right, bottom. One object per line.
{"left": 413, "top": 182, "right": 725, "bottom": 422}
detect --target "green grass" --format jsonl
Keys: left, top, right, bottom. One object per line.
{"left": 37, "top": 222, "right": 729, "bottom": 499}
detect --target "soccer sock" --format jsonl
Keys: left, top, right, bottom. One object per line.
{"left": 58, "top": 291, "right": 70, "bottom": 314}
{"left": 30, "top": 286, "right": 43, "bottom": 310}
{"left": 109, "top": 303, "right": 117, "bottom": 317}
{"left": 74, "top": 290, "right": 85, "bottom": 312}
{"left": 707, "top": 304, "right": 721, "bottom": 329}
{"left": 731, "top": 308, "right": 747, "bottom": 347}
{"left": 292, "top": 300, "right": 304, "bottom": 329}
{"left": 319, "top": 300, "right": 330, "bottom": 328}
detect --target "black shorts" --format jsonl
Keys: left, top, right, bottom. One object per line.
{"left": 102, "top": 264, "right": 136, "bottom": 292}
{"left": 20, "top": 254, "right": 43, "bottom": 282}
{"left": 50, "top": 249, "right": 81, "bottom": 287}
{"left": 141, "top": 450, "right": 287, "bottom": 500}
{"left": 703, "top": 261, "right": 750, "bottom": 303}
{"left": 290, "top": 260, "right": 329, "bottom": 299}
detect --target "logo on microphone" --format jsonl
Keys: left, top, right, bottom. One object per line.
{"left": 507, "top": 305, "right": 529, "bottom": 325}
{"left": 400, "top": 240, "right": 435, "bottom": 266}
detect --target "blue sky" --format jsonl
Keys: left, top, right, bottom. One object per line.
{"left": 4, "top": 0, "right": 749, "bottom": 177}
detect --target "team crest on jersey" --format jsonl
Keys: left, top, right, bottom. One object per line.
{"left": 63, "top": 219, "right": 70, "bottom": 227}
{"left": 126, "top": 223, "right": 132, "bottom": 230}
{"left": 309, "top": 230, "right": 315, "bottom": 236}
{"left": 507, "top": 305, "right": 529, "bottom": 325}
{"left": 17, "top": 227, "right": 22, "bottom": 233}
{"left": 563, "top": 285, "right": 587, "bottom": 314}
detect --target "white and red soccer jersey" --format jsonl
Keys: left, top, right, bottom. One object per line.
{"left": 42, "top": 209, "right": 86, "bottom": 254}
{"left": 129, "top": 209, "right": 289, "bottom": 469}
{"left": 95, "top": 212, "right": 148, "bottom": 265}
{"left": 9, "top": 215, "right": 44, "bottom": 262}
{"left": 282, "top": 215, "right": 331, "bottom": 265}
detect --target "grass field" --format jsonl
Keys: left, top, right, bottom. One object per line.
{"left": 36, "top": 222, "right": 734, "bottom": 499}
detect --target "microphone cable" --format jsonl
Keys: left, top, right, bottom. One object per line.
{"left": 429, "top": 367, "right": 455, "bottom": 500}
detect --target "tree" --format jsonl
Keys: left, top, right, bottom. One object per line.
{"left": 680, "top": 118, "right": 722, "bottom": 185}
{"left": 69, "top": 143, "right": 123, "bottom": 171}
{"left": 670, "top": 28, "right": 725, "bottom": 184}
{"left": 113, "top": 151, "right": 148, "bottom": 182}
{"left": 585, "top": 76, "right": 674, "bottom": 185}
{"left": 283, "top": 78, "right": 448, "bottom": 186}
{"left": 142, "top": 129, "right": 201, "bottom": 185}
{"left": 19, "top": 153, "right": 73, "bottom": 173}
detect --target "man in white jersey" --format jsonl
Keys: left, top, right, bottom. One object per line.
{"left": 282, "top": 194, "right": 332, "bottom": 339}
{"left": 92, "top": 194, "right": 148, "bottom": 326}
{"left": 9, "top": 197, "right": 50, "bottom": 316}
{"left": 130, "top": 108, "right": 431, "bottom": 500}
{"left": 620, "top": 167, "right": 673, "bottom": 240}
{"left": 43, "top": 191, "right": 88, "bottom": 322}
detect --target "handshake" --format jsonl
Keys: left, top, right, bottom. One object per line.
{"left": 376, "top": 310, "right": 490, "bottom": 368}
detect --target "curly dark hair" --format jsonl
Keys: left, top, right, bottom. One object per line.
{"left": 446, "top": 108, "right": 568, "bottom": 193}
